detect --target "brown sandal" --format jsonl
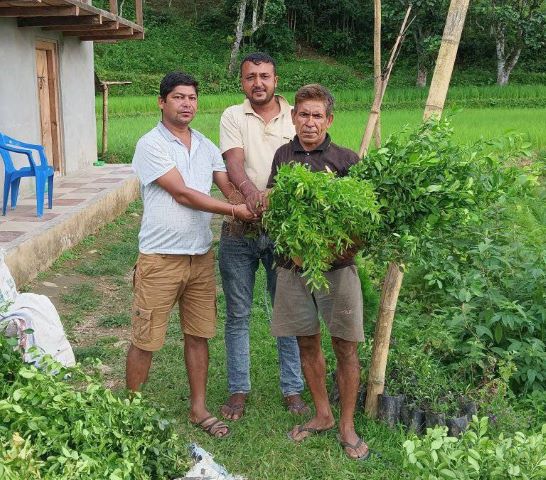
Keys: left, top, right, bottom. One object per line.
{"left": 287, "top": 424, "right": 334, "bottom": 442}
{"left": 337, "top": 434, "right": 370, "bottom": 461}
{"left": 284, "top": 395, "right": 311, "bottom": 415}
{"left": 193, "top": 415, "right": 231, "bottom": 439}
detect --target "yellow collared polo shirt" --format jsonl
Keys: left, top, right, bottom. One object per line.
{"left": 219, "top": 95, "right": 295, "bottom": 191}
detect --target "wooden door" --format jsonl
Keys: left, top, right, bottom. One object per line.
{"left": 35, "top": 41, "right": 62, "bottom": 173}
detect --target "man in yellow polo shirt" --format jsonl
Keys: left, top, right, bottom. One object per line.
{"left": 218, "top": 53, "right": 307, "bottom": 420}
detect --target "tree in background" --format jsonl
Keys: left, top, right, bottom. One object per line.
{"left": 476, "top": 0, "right": 546, "bottom": 85}
{"left": 284, "top": 0, "right": 371, "bottom": 56}
{"left": 228, "top": 0, "right": 286, "bottom": 74}
{"left": 385, "top": 0, "right": 449, "bottom": 87}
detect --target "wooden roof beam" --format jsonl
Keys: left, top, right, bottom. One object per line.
{"left": 0, "top": 0, "right": 72, "bottom": 8}
{"left": 64, "top": 25, "right": 132, "bottom": 36}
{"left": 44, "top": 21, "right": 119, "bottom": 31}
{"left": 18, "top": 14, "right": 105, "bottom": 26}
{"left": 82, "top": 31, "right": 143, "bottom": 41}
{"left": 0, "top": 5, "right": 82, "bottom": 16}
{"left": 0, "top": 0, "right": 43, "bottom": 5}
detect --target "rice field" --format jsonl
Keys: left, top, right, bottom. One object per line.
{"left": 97, "top": 98, "right": 546, "bottom": 163}
{"left": 96, "top": 84, "right": 546, "bottom": 117}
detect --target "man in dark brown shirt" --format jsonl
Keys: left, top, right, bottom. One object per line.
{"left": 266, "top": 110, "right": 360, "bottom": 272}
{"left": 267, "top": 84, "right": 369, "bottom": 460}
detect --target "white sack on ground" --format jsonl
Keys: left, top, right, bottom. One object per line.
{"left": 174, "top": 444, "right": 246, "bottom": 480}
{"left": 0, "top": 292, "right": 75, "bottom": 367}
{"left": 0, "top": 248, "right": 17, "bottom": 307}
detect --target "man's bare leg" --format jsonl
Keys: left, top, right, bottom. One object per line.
{"left": 185, "top": 333, "right": 229, "bottom": 437}
{"left": 289, "top": 334, "right": 335, "bottom": 441}
{"left": 332, "top": 337, "right": 368, "bottom": 459}
{"left": 126, "top": 343, "right": 153, "bottom": 392}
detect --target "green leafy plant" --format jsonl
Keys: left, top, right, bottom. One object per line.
{"left": 403, "top": 416, "right": 546, "bottom": 479}
{"left": 0, "top": 333, "right": 189, "bottom": 479}
{"left": 385, "top": 348, "right": 466, "bottom": 412}
{"left": 402, "top": 175, "right": 546, "bottom": 392}
{"left": 0, "top": 432, "right": 44, "bottom": 480}
{"left": 348, "top": 117, "right": 534, "bottom": 265}
{"left": 355, "top": 256, "right": 380, "bottom": 324}
{"left": 263, "top": 163, "right": 380, "bottom": 291}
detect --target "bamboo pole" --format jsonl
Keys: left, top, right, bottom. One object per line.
{"left": 360, "top": 10, "right": 412, "bottom": 416}
{"left": 423, "top": 0, "right": 470, "bottom": 119}
{"left": 109, "top": 0, "right": 118, "bottom": 15}
{"left": 364, "top": 0, "right": 470, "bottom": 419}
{"left": 364, "top": 262, "right": 404, "bottom": 417}
{"left": 372, "top": 0, "right": 382, "bottom": 148}
{"left": 135, "top": 0, "right": 143, "bottom": 26}
{"left": 99, "top": 81, "right": 131, "bottom": 160}
{"left": 358, "top": 6, "right": 412, "bottom": 158}
{"left": 102, "top": 83, "right": 109, "bottom": 158}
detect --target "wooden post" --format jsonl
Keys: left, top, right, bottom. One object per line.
{"left": 364, "top": 262, "right": 404, "bottom": 417}
{"left": 424, "top": 0, "right": 470, "bottom": 120}
{"left": 109, "top": 0, "right": 118, "bottom": 15}
{"left": 358, "top": 6, "right": 412, "bottom": 158}
{"left": 373, "top": 0, "right": 382, "bottom": 148}
{"left": 135, "top": 0, "right": 143, "bottom": 26}
{"left": 97, "top": 80, "right": 131, "bottom": 160}
{"left": 101, "top": 83, "right": 109, "bottom": 158}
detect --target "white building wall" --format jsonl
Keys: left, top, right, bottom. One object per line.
{"left": 0, "top": 18, "right": 97, "bottom": 197}
{"left": 59, "top": 37, "right": 97, "bottom": 175}
{"left": 0, "top": 19, "right": 42, "bottom": 154}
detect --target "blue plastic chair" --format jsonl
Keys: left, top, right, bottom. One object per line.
{"left": 0, "top": 132, "right": 54, "bottom": 217}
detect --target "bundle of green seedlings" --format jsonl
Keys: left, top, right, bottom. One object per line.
{"left": 0, "top": 334, "right": 189, "bottom": 480}
{"left": 263, "top": 163, "right": 380, "bottom": 291}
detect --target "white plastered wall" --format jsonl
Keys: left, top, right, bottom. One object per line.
{"left": 0, "top": 18, "right": 97, "bottom": 197}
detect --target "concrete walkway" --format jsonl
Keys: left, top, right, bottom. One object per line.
{"left": 1, "top": 164, "right": 139, "bottom": 287}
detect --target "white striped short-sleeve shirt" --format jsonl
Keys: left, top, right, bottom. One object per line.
{"left": 132, "top": 121, "right": 226, "bottom": 255}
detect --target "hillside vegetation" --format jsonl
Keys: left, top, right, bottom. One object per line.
{"left": 94, "top": 0, "right": 546, "bottom": 96}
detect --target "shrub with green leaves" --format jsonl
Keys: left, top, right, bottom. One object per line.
{"left": 348, "top": 118, "right": 533, "bottom": 264}
{"left": 263, "top": 163, "right": 380, "bottom": 291}
{"left": 403, "top": 416, "right": 546, "bottom": 479}
{"left": 0, "top": 334, "right": 189, "bottom": 479}
{"left": 400, "top": 170, "right": 546, "bottom": 392}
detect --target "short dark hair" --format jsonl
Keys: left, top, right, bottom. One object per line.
{"left": 239, "top": 52, "right": 276, "bottom": 75}
{"left": 294, "top": 84, "right": 335, "bottom": 116}
{"left": 159, "top": 71, "right": 199, "bottom": 99}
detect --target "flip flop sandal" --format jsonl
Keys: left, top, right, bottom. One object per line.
{"left": 193, "top": 415, "right": 231, "bottom": 439}
{"left": 287, "top": 424, "right": 335, "bottom": 442}
{"left": 336, "top": 434, "right": 371, "bottom": 461}
{"left": 284, "top": 396, "right": 311, "bottom": 415}
{"left": 221, "top": 402, "right": 245, "bottom": 420}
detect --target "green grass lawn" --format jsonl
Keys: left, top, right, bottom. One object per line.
{"left": 97, "top": 85, "right": 546, "bottom": 116}
{"left": 50, "top": 88, "right": 544, "bottom": 477}
{"left": 32, "top": 203, "right": 408, "bottom": 479}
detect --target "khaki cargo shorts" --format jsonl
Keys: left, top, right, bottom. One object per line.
{"left": 272, "top": 265, "right": 364, "bottom": 342}
{"left": 131, "top": 250, "right": 217, "bottom": 351}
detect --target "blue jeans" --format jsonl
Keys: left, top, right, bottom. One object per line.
{"left": 219, "top": 223, "right": 304, "bottom": 396}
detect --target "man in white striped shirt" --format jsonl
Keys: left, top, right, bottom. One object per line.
{"left": 127, "top": 72, "right": 254, "bottom": 439}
